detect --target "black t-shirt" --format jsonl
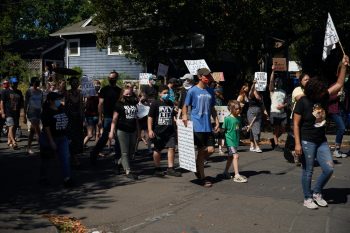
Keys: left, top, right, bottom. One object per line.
{"left": 294, "top": 96, "right": 327, "bottom": 144}
{"left": 148, "top": 99, "right": 175, "bottom": 135}
{"left": 1, "top": 89, "right": 23, "bottom": 117}
{"left": 41, "top": 106, "right": 69, "bottom": 138}
{"left": 99, "top": 85, "right": 122, "bottom": 118}
{"left": 178, "top": 88, "right": 188, "bottom": 109}
{"left": 114, "top": 101, "right": 138, "bottom": 132}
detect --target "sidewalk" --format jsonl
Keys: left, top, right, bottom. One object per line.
{"left": 0, "top": 132, "right": 349, "bottom": 233}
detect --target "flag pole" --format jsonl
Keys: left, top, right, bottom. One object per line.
{"left": 338, "top": 41, "right": 346, "bottom": 56}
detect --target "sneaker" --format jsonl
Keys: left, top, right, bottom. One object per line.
{"left": 153, "top": 168, "right": 165, "bottom": 177}
{"left": 274, "top": 146, "right": 284, "bottom": 152}
{"left": 333, "top": 150, "right": 343, "bottom": 158}
{"left": 222, "top": 171, "right": 232, "bottom": 179}
{"left": 312, "top": 193, "right": 328, "bottom": 207}
{"left": 249, "top": 147, "right": 256, "bottom": 152}
{"left": 255, "top": 148, "right": 262, "bottom": 153}
{"left": 27, "top": 149, "right": 35, "bottom": 155}
{"left": 233, "top": 175, "right": 248, "bottom": 183}
{"left": 166, "top": 168, "right": 182, "bottom": 177}
{"left": 126, "top": 172, "right": 139, "bottom": 180}
{"left": 303, "top": 198, "right": 318, "bottom": 209}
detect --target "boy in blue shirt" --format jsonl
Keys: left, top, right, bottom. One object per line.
{"left": 182, "top": 68, "right": 219, "bottom": 187}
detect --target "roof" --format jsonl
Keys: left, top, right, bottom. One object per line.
{"left": 50, "top": 18, "right": 98, "bottom": 36}
{"left": 5, "top": 38, "right": 64, "bottom": 58}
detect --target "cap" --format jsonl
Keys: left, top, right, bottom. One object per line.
{"left": 2, "top": 79, "right": 9, "bottom": 84}
{"left": 10, "top": 76, "right": 18, "bottom": 84}
{"left": 197, "top": 68, "right": 211, "bottom": 76}
{"left": 46, "top": 92, "right": 63, "bottom": 101}
{"left": 180, "top": 73, "right": 193, "bottom": 80}
{"left": 168, "top": 78, "right": 178, "bottom": 83}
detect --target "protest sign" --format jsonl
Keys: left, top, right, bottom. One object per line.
{"left": 157, "top": 63, "right": 169, "bottom": 77}
{"left": 254, "top": 72, "right": 267, "bottom": 91}
{"left": 81, "top": 75, "right": 96, "bottom": 97}
{"left": 139, "top": 73, "right": 152, "bottom": 85}
{"left": 272, "top": 58, "right": 287, "bottom": 71}
{"left": 212, "top": 72, "right": 225, "bottom": 82}
{"left": 184, "top": 59, "right": 210, "bottom": 75}
{"left": 214, "top": 106, "right": 230, "bottom": 123}
{"left": 177, "top": 120, "right": 196, "bottom": 172}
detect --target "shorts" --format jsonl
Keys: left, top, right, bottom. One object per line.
{"left": 194, "top": 132, "right": 215, "bottom": 150}
{"left": 227, "top": 146, "right": 238, "bottom": 156}
{"left": 213, "top": 123, "right": 224, "bottom": 139}
{"left": 86, "top": 116, "right": 98, "bottom": 126}
{"left": 6, "top": 116, "right": 19, "bottom": 127}
{"left": 270, "top": 112, "right": 287, "bottom": 126}
{"left": 153, "top": 134, "right": 176, "bottom": 151}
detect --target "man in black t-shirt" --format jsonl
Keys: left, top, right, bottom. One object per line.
{"left": 90, "top": 71, "right": 122, "bottom": 164}
{"left": 148, "top": 85, "right": 181, "bottom": 177}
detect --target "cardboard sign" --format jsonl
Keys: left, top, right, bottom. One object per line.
{"left": 272, "top": 58, "right": 287, "bottom": 71}
{"left": 139, "top": 73, "right": 153, "bottom": 85}
{"left": 177, "top": 120, "right": 196, "bottom": 172}
{"left": 212, "top": 72, "right": 225, "bottom": 82}
{"left": 81, "top": 75, "right": 96, "bottom": 97}
{"left": 157, "top": 63, "right": 169, "bottom": 77}
{"left": 184, "top": 59, "right": 210, "bottom": 75}
{"left": 254, "top": 72, "right": 267, "bottom": 91}
{"left": 214, "top": 106, "right": 230, "bottom": 123}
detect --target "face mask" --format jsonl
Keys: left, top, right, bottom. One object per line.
{"left": 161, "top": 94, "right": 170, "bottom": 101}
{"left": 150, "top": 80, "right": 155, "bottom": 85}
{"left": 54, "top": 100, "right": 61, "bottom": 108}
{"left": 201, "top": 77, "right": 210, "bottom": 85}
{"left": 95, "top": 85, "right": 101, "bottom": 92}
{"left": 183, "top": 80, "right": 193, "bottom": 90}
{"left": 124, "top": 96, "right": 134, "bottom": 103}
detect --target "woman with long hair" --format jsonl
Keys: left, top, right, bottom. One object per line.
{"left": 294, "top": 55, "right": 349, "bottom": 209}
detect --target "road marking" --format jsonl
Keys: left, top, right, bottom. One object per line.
{"left": 122, "top": 211, "right": 174, "bottom": 231}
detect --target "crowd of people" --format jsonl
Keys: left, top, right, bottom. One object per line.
{"left": 0, "top": 55, "right": 349, "bottom": 209}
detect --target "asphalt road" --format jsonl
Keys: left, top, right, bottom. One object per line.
{"left": 0, "top": 133, "right": 349, "bottom": 233}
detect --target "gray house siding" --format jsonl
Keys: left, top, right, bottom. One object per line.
{"left": 65, "top": 35, "right": 144, "bottom": 79}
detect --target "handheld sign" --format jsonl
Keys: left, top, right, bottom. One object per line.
{"left": 214, "top": 106, "right": 230, "bottom": 123}
{"left": 177, "top": 120, "right": 196, "bottom": 172}
{"left": 81, "top": 75, "right": 96, "bottom": 97}
{"left": 157, "top": 63, "right": 169, "bottom": 77}
{"left": 212, "top": 72, "right": 225, "bottom": 82}
{"left": 254, "top": 72, "right": 267, "bottom": 91}
{"left": 139, "top": 73, "right": 152, "bottom": 85}
{"left": 184, "top": 59, "right": 210, "bottom": 75}
{"left": 272, "top": 58, "right": 287, "bottom": 71}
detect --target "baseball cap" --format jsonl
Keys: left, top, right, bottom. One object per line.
{"left": 197, "top": 68, "right": 211, "bottom": 76}
{"left": 180, "top": 73, "right": 193, "bottom": 80}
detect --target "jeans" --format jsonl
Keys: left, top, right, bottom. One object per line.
{"left": 115, "top": 130, "right": 137, "bottom": 171}
{"left": 91, "top": 117, "right": 112, "bottom": 155}
{"left": 54, "top": 136, "right": 71, "bottom": 179}
{"left": 301, "top": 140, "right": 334, "bottom": 199}
{"left": 330, "top": 113, "right": 346, "bottom": 145}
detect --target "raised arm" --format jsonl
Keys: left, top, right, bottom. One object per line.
{"left": 328, "top": 55, "right": 349, "bottom": 96}
{"left": 269, "top": 65, "right": 275, "bottom": 92}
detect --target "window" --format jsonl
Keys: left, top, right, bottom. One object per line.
{"left": 108, "top": 38, "right": 131, "bottom": 55}
{"left": 67, "top": 39, "right": 80, "bottom": 56}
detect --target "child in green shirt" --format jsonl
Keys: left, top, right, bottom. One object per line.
{"left": 222, "top": 100, "right": 248, "bottom": 183}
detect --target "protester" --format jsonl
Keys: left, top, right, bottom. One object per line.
{"left": 109, "top": 87, "right": 139, "bottom": 180}
{"left": 182, "top": 68, "right": 219, "bottom": 187}
{"left": 293, "top": 55, "right": 349, "bottom": 209}
{"left": 90, "top": 71, "right": 122, "bottom": 165}
{"left": 39, "top": 92, "right": 72, "bottom": 187}
{"left": 83, "top": 80, "right": 101, "bottom": 147}
{"left": 141, "top": 75, "right": 158, "bottom": 101}
{"left": 269, "top": 66, "right": 287, "bottom": 151}
{"left": 177, "top": 73, "right": 194, "bottom": 119}
{"left": 237, "top": 83, "right": 249, "bottom": 109}
{"left": 167, "top": 78, "right": 177, "bottom": 103}
{"left": 291, "top": 73, "right": 310, "bottom": 116}
{"left": 148, "top": 85, "right": 181, "bottom": 177}
{"left": 24, "top": 77, "right": 43, "bottom": 154}
{"left": 221, "top": 100, "right": 247, "bottom": 183}
{"left": 0, "top": 80, "right": 10, "bottom": 138}
{"left": 65, "top": 77, "right": 84, "bottom": 166}
{"left": 0, "top": 77, "right": 23, "bottom": 149}
{"left": 247, "top": 80, "right": 268, "bottom": 153}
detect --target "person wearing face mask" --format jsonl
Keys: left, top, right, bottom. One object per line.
{"left": 65, "top": 77, "right": 84, "bottom": 167}
{"left": 141, "top": 76, "right": 158, "bottom": 102}
{"left": 182, "top": 68, "right": 220, "bottom": 187}
{"left": 83, "top": 80, "right": 102, "bottom": 148}
{"left": 109, "top": 87, "right": 139, "bottom": 180}
{"left": 148, "top": 85, "right": 182, "bottom": 177}
{"left": 39, "top": 92, "right": 72, "bottom": 187}
{"left": 177, "top": 73, "right": 194, "bottom": 119}
{"left": 90, "top": 71, "right": 122, "bottom": 165}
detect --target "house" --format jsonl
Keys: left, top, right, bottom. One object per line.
{"left": 5, "top": 38, "right": 65, "bottom": 75}
{"left": 50, "top": 17, "right": 144, "bottom": 79}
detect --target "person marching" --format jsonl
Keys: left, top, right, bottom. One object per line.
{"left": 221, "top": 100, "right": 248, "bottom": 183}
{"left": 148, "top": 85, "right": 182, "bottom": 177}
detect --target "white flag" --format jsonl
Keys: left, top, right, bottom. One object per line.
{"left": 322, "top": 13, "right": 340, "bottom": 61}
